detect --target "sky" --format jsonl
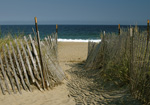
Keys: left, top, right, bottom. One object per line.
{"left": 0, "top": 0, "right": 149, "bottom": 25}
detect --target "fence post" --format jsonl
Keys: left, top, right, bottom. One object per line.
{"left": 34, "top": 17, "right": 46, "bottom": 89}
{"left": 130, "top": 27, "right": 134, "bottom": 92}
{"left": 148, "top": 19, "right": 149, "bottom": 38}
{"left": 56, "top": 25, "right": 58, "bottom": 44}
{"left": 55, "top": 25, "right": 58, "bottom": 58}
{"left": 144, "top": 20, "right": 150, "bottom": 60}
{"left": 103, "top": 31, "right": 106, "bottom": 71}
{"left": 56, "top": 24, "right": 58, "bottom": 33}
{"left": 118, "top": 24, "right": 120, "bottom": 35}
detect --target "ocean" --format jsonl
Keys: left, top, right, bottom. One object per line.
{"left": 0, "top": 25, "right": 147, "bottom": 42}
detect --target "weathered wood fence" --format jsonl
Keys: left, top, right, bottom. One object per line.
{"left": 0, "top": 33, "right": 65, "bottom": 95}
{"left": 85, "top": 23, "right": 150, "bottom": 104}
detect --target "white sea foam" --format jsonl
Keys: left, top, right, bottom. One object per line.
{"left": 58, "top": 39, "right": 101, "bottom": 43}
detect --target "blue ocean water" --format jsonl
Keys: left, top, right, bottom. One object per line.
{"left": 0, "top": 25, "right": 147, "bottom": 42}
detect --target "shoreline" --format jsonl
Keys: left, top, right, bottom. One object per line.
{"left": 57, "top": 39, "right": 101, "bottom": 43}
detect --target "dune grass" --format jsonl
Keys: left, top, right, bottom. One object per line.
{"left": 86, "top": 27, "right": 150, "bottom": 104}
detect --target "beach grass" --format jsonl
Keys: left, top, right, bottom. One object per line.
{"left": 86, "top": 26, "right": 150, "bottom": 104}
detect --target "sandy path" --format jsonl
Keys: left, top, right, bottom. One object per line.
{"left": 58, "top": 42, "right": 142, "bottom": 105}
{"left": 58, "top": 42, "right": 88, "bottom": 63}
{"left": 66, "top": 65, "right": 142, "bottom": 105}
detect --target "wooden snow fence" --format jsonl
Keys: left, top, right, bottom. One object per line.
{"left": 85, "top": 31, "right": 126, "bottom": 70}
{"left": 85, "top": 27, "right": 150, "bottom": 104}
{"left": 0, "top": 33, "right": 65, "bottom": 95}
{"left": 85, "top": 41, "right": 101, "bottom": 69}
{"left": 85, "top": 33, "right": 106, "bottom": 70}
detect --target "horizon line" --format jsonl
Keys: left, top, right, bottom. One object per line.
{"left": 0, "top": 24, "right": 147, "bottom": 26}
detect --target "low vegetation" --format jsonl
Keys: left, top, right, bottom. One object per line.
{"left": 85, "top": 27, "right": 150, "bottom": 104}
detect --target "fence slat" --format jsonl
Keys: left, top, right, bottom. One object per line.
{"left": 48, "top": 36, "right": 52, "bottom": 49}
{"left": 44, "top": 38, "right": 49, "bottom": 46}
{"left": 3, "top": 46, "right": 16, "bottom": 93}
{"left": 29, "top": 35, "right": 45, "bottom": 89}
{"left": 0, "top": 53, "right": 11, "bottom": 94}
{"left": 50, "top": 35, "right": 54, "bottom": 49}
{"left": 24, "top": 36, "right": 42, "bottom": 91}
{"left": 55, "top": 33, "right": 58, "bottom": 59}
{"left": 20, "top": 41, "right": 35, "bottom": 83}
{"left": 0, "top": 77, "right": 5, "bottom": 95}
{"left": 10, "top": 42, "right": 27, "bottom": 91}
{"left": 32, "top": 27, "right": 37, "bottom": 41}
{"left": 15, "top": 40, "right": 31, "bottom": 91}
{"left": 24, "top": 36, "right": 41, "bottom": 81}
{"left": 23, "top": 36, "right": 43, "bottom": 91}
{"left": 6, "top": 44, "right": 21, "bottom": 94}
{"left": 47, "top": 36, "right": 52, "bottom": 49}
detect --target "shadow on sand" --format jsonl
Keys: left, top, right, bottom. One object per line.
{"left": 66, "top": 62, "right": 142, "bottom": 105}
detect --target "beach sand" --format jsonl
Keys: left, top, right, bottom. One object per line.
{"left": 0, "top": 42, "right": 142, "bottom": 105}
{"left": 58, "top": 42, "right": 88, "bottom": 63}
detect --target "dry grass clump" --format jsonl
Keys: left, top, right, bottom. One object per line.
{"left": 0, "top": 34, "right": 23, "bottom": 57}
{"left": 85, "top": 27, "right": 150, "bottom": 104}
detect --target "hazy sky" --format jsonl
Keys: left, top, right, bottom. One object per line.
{"left": 0, "top": 0, "right": 149, "bottom": 25}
